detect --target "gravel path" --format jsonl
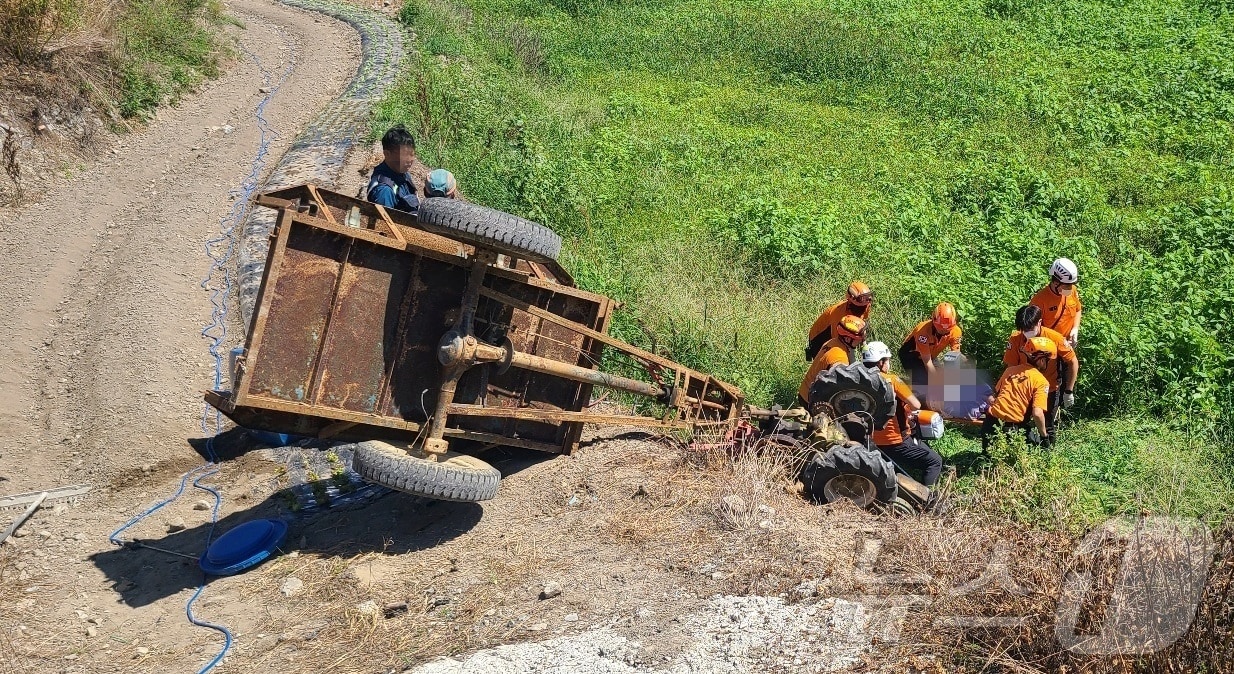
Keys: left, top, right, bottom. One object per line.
{"left": 412, "top": 595, "right": 880, "bottom": 674}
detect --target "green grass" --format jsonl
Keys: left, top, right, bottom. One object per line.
{"left": 377, "top": 0, "right": 1234, "bottom": 527}
{"left": 1, "top": 0, "right": 225, "bottom": 118}
{"left": 939, "top": 416, "right": 1234, "bottom": 530}
{"left": 115, "top": 0, "right": 225, "bottom": 118}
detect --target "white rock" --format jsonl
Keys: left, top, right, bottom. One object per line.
{"left": 279, "top": 577, "right": 304, "bottom": 597}
{"left": 539, "top": 582, "right": 562, "bottom": 600}
{"left": 356, "top": 600, "right": 379, "bottom": 616}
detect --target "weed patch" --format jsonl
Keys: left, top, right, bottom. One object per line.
{"left": 115, "top": 0, "right": 225, "bottom": 118}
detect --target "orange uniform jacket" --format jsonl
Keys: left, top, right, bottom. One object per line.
{"left": 799, "top": 339, "right": 852, "bottom": 402}
{"left": 902, "top": 320, "right": 963, "bottom": 362}
{"left": 988, "top": 364, "right": 1050, "bottom": 424}
{"left": 1029, "top": 285, "right": 1082, "bottom": 340}
{"left": 1002, "top": 327, "right": 1075, "bottom": 392}
{"left": 808, "top": 301, "right": 871, "bottom": 344}
{"left": 872, "top": 371, "right": 915, "bottom": 447}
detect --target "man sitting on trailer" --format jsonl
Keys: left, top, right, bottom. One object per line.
{"left": 365, "top": 125, "right": 420, "bottom": 214}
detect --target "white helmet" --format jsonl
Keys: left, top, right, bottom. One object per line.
{"left": 861, "top": 341, "right": 892, "bottom": 364}
{"left": 1050, "top": 257, "right": 1079, "bottom": 284}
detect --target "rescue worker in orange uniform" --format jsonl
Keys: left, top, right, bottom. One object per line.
{"left": 1002, "top": 304, "right": 1079, "bottom": 441}
{"left": 797, "top": 315, "right": 867, "bottom": 405}
{"left": 862, "top": 342, "right": 943, "bottom": 488}
{"left": 1029, "top": 257, "right": 1083, "bottom": 347}
{"left": 897, "top": 302, "right": 963, "bottom": 398}
{"left": 982, "top": 336, "right": 1054, "bottom": 450}
{"left": 805, "top": 282, "right": 873, "bottom": 361}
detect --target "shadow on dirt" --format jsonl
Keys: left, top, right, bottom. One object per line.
{"left": 186, "top": 426, "right": 258, "bottom": 461}
{"left": 90, "top": 483, "right": 482, "bottom": 608}
{"left": 576, "top": 429, "right": 660, "bottom": 450}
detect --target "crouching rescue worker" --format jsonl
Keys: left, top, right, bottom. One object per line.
{"left": 982, "top": 336, "right": 1054, "bottom": 451}
{"left": 805, "top": 282, "right": 872, "bottom": 361}
{"left": 365, "top": 125, "right": 420, "bottom": 214}
{"left": 862, "top": 342, "right": 943, "bottom": 488}
{"left": 1030, "top": 257, "right": 1083, "bottom": 347}
{"left": 1003, "top": 304, "right": 1079, "bottom": 441}
{"left": 798, "top": 315, "right": 867, "bottom": 406}
{"left": 898, "top": 302, "right": 963, "bottom": 398}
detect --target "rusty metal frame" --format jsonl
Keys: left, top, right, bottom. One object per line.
{"left": 208, "top": 185, "right": 743, "bottom": 455}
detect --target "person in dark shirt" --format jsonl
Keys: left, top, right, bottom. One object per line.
{"left": 365, "top": 125, "right": 419, "bottom": 213}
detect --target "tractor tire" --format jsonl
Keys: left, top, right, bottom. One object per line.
{"left": 352, "top": 440, "right": 501, "bottom": 502}
{"left": 808, "top": 362, "right": 895, "bottom": 431}
{"left": 885, "top": 497, "right": 918, "bottom": 517}
{"left": 801, "top": 441, "right": 898, "bottom": 509}
{"left": 416, "top": 198, "right": 562, "bottom": 263}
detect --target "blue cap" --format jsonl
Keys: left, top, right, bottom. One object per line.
{"left": 199, "top": 519, "right": 288, "bottom": 576}
{"left": 425, "top": 169, "right": 456, "bottom": 197}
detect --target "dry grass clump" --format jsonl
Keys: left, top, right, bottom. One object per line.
{"left": 868, "top": 509, "right": 1234, "bottom": 673}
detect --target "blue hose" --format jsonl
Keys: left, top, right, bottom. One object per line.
{"left": 108, "top": 38, "right": 297, "bottom": 674}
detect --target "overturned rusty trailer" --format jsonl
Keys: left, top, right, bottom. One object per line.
{"left": 206, "top": 185, "right": 743, "bottom": 501}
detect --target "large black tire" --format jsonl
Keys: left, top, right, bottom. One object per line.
{"left": 352, "top": 440, "right": 501, "bottom": 502}
{"left": 416, "top": 198, "right": 562, "bottom": 263}
{"left": 808, "top": 362, "right": 895, "bottom": 431}
{"left": 801, "top": 441, "right": 898, "bottom": 509}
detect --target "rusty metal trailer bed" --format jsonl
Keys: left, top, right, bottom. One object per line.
{"left": 205, "top": 185, "right": 743, "bottom": 500}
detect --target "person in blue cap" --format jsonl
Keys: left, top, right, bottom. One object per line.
{"left": 425, "top": 168, "right": 458, "bottom": 199}
{"left": 365, "top": 125, "right": 419, "bottom": 213}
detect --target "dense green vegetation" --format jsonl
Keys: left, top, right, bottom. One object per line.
{"left": 115, "top": 0, "right": 225, "bottom": 117}
{"left": 376, "top": 0, "right": 1234, "bottom": 525}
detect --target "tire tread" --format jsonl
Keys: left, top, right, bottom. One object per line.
{"left": 416, "top": 198, "right": 562, "bottom": 262}
{"left": 351, "top": 441, "right": 501, "bottom": 502}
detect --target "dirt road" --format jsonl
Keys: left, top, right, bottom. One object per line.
{"left": 0, "top": 0, "right": 362, "bottom": 669}
{"left": 0, "top": 0, "right": 360, "bottom": 490}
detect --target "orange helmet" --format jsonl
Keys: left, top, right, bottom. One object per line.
{"left": 1022, "top": 336, "right": 1057, "bottom": 361}
{"left": 932, "top": 302, "right": 957, "bottom": 332}
{"left": 837, "top": 315, "right": 867, "bottom": 343}
{"left": 847, "top": 282, "right": 873, "bottom": 307}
